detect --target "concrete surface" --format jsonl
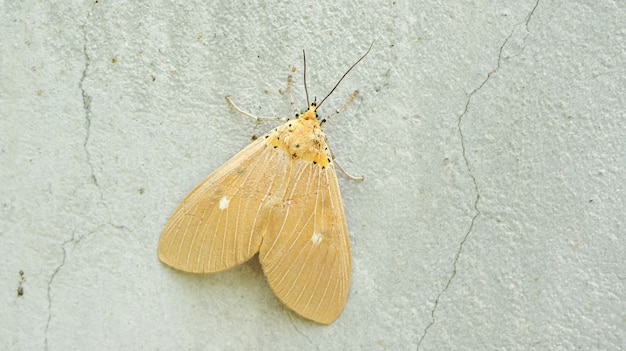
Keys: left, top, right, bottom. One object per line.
{"left": 2, "top": 0, "right": 625, "bottom": 350}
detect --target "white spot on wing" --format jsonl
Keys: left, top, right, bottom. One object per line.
{"left": 219, "top": 196, "right": 230, "bottom": 210}
{"left": 311, "top": 232, "right": 324, "bottom": 245}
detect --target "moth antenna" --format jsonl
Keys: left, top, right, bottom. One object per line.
{"left": 317, "top": 40, "right": 374, "bottom": 109}
{"left": 303, "top": 49, "right": 310, "bottom": 107}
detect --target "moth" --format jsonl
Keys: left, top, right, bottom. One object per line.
{"left": 158, "top": 44, "right": 372, "bottom": 324}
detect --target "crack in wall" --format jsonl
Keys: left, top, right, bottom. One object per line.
{"left": 79, "top": 8, "right": 98, "bottom": 191}
{"left": 44, "top": 3, "right": 107, "bottom": 350}
{"left": 78, "top": 2, "right": 114, "bottom": 220}
{"left": 288, "top": 317, "right": 317, "bottom": 350}
{"left": 416, "top": 2, "right": 540, "bottom": 349}
{"left": 44, "top": 232, "right": 76, "bottom": 351}
{"left": 44, "top": 222, "right": 124, "bottom": 351}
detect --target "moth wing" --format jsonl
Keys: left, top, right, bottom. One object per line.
{"left": 158, "top": 138, "right": 284, "bottom": 273}
{"left": 259, "top": 162, "right": 351, "bottom": 324}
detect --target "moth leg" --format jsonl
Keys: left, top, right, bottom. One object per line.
{"left": 326, "top": 142, "right": 364, "bottom": 181}
{"left": 287, "top": 75, "right": 298, "bottom": 117}
{"left": 226, "top": 96, "right": 288, "bottom": 126}
{"left": 334, "top": 157, "right": 364, "bottom": 181}
{"left": 320, "top": 90, "right": 359, "bottom": 126}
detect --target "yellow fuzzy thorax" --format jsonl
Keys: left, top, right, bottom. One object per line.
{"left": 265, "top": 104, "right": 331, "bottom": 167}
